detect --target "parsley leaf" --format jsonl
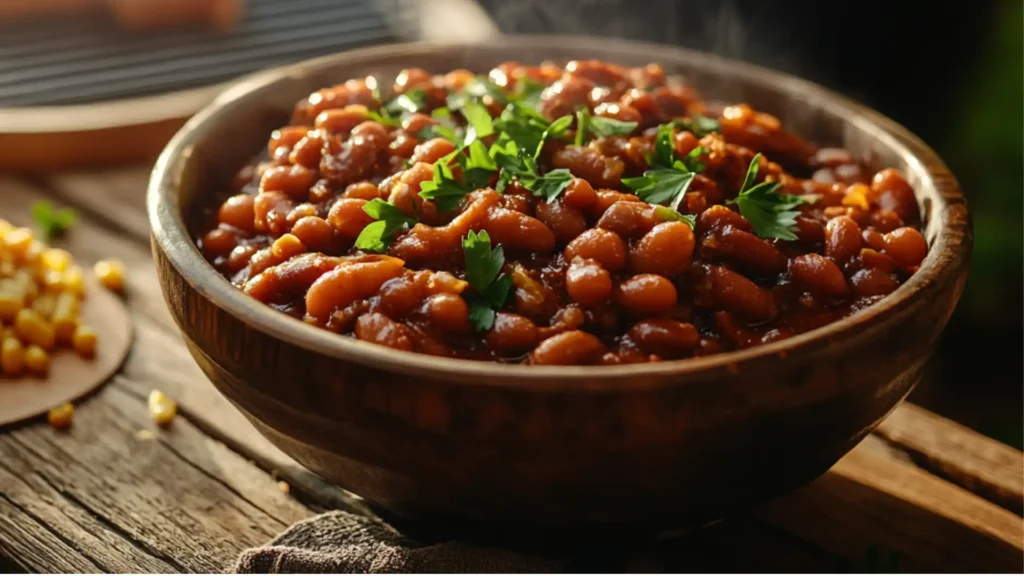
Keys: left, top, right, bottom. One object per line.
{"left": 509, "top": 77, "right": 545, "bottom": 110}
{"left": 383, "top": 90, "right": 427, "bottom": 116}
{"left": 622, "top": 169, "right": 696, "bottom": 211}
{"left": 447, "top": 76, "right": 508, "bottom": 111}
{"left": 622, "top": 124, "right": 705, "bottom": 220}
{"left": 354, "top": 199, "right": 417, "bottom": 252}
{"left": 575, "top": 107, "right": 638, "bottom": 145}
{"left": 463, "top": 140, "right": 497, "bottom": 189}
{"left": 490, "top": 137, "right": 574, "bottom": 201}
{"left": 652, "top": 205, "right": 697, "bottom": 228}
{"left": 728, "top": 153, "right": 810, "bottom": 241}
{"left": 672, "top": 114, "right": 721, "bottom": 138}
{"left": 418, "top": 151, "right": 474, "bottom": 212}
{"left": 31, "top": 201, "right": 76, "bottom": 240}
{"left": 494, "top": 102, "right": 571, "bottom": 156}
{"left": 461, "top": 101, "right": 494, "bottom": 143}
{"left": 462, "top": 230, "right": 512, "bottom": 332}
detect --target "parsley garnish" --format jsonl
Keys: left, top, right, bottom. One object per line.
{"left": 461, "top": 101, "right": 494, "bottom": 143}
{"left": 672, "top": 114, "right": 721, "bottom": 138}
{"left": 494, "top": 102, "right": 572, "bottom": 157}
{"left": 621, "top": 124, "right": 704, "bottom": 217}
{"left": 354, "top": 199, "right": 417, "bottom": 252}
{"left": 728, "top": 153, "right": 810, "bottom": 241}
{"left": 31, "top": 201, "right": 76, "bottom": 240}
{"left": 574, "top": 108, "right": 638, "bottom": 146}
{"left": 417, "top": 142, "right": 497, "bottom": 210}
{"left": 462, "top": 230, "right": 513, "bottom": 332}
{"left": 417, "top": 150, "right": 475, "bottom": 212}
{"left": 490, "top": 137, "right": 574, "bottom": 201}
{"left": 510, "top": 77, "right": 545, "bottom": 110}
{"left": 652, "top": 205, "right": 697, "bottom": 228}
{"left": 446, "top": 76, "right": 508, "bottom": 111}
{"left": 383, "top": 90, "right": 427, "bottom": 117}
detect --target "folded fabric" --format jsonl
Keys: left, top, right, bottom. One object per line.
{"left": 232, "top": 510, "right": 568, "bottom": 573}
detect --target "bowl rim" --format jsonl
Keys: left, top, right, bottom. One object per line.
{"left": 147, "top": 34, "right": 970, "bottom": 387}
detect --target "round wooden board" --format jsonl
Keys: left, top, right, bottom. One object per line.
{"left": 0, "top": 273, "right": 133, "bottom": 426}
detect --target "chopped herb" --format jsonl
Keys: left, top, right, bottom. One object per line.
{"left": 494, "top": 102, "right": 571, "bottom": 156}
{"left": 463, "top": 140, "right": 497, "bottom": 189}
{"left": 447, "top": 76, "right": 508, "bottom": 111}
{"left": 417, "top": 151, "right": 474, "bottom": 212}
{"left": 575, "top": 107, "right": 638, "bottom": 145}
{"left": 418, "top": 123, "right": 461, "bottom": 144}
{"left": 622, "top": 124, "right": 705, "bottom": 219}
{"left": 383, "top": 90, "right": 427, "bottom": 117}
{"left": 462, "top": 230, "right": 513, "bottom": 332}
{"left": 490, "top": 137, "right": 573, "bottom": 201}
{"left": 652, "top": 205, "right": 697, "bottom": 228}
{"left": 510, "top": 77, "right": 545, "bottom": 110}
{"left": 728, "top": 153, "right": 811, "bottom": 241}
{"left": 367, "top": 109, "right": 400, "bottom": 128}
{"left": 431, "top": 107, "right": 451, "bottom": 119}
{"left": 672, "top": 114, "right": 721, "bottom": 138}
{"left": 461, "top": 101, "right": 494, "bottom": 143}
{"left": 31, "top": 201, "right": 76, "bottom": 240}
{"left": 354, "top": 199, "right": 417, "bottom": 252}
{"left": 623, "top": 170, "right": 696, "bottom": 212}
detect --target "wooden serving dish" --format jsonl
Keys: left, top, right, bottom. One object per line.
{"left": 147, "top": 36, "right": 971, "bottom": 536}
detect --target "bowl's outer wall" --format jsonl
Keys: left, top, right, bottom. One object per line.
{"left": 150, "top": 38, "right": 970, "bottom": 530}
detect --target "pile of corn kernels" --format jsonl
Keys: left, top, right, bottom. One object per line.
{"left": 0, "top": 219, "right": 123, "bottom": 377}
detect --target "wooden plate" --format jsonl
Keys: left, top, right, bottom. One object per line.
{"left": 0, "top": 272, "right": 133, "bottom": 426}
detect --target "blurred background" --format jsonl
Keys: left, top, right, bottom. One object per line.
{"left": 1, "top": 0, "right": 1020, "bottom": 446}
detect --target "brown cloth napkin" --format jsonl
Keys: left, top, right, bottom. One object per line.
{"left": 232, "top": 511, "right": 571, "bottom": 573}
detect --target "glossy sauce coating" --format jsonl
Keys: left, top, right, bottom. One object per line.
{"left": 197, "top": 60, "right": 928, "bottom": 365}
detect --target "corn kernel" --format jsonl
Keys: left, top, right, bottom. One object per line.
{"left": 271, "top": 234, "right": 306, "bottom": 259}
{"left": 24, "top": 345, "right": 48, "bottom": 375}
{"left": 0, "top": 219, "right": 13, "bottom": 240}
{"left": 31, "top": 292, "right": 57, "bottom": 319}
{"left": 72, "top": 325, "right": 97, "bottom": 358}
{"left": 1, "top": 337, "right": 24, "bottom": 376}
{"left": 0, "top": 284, "right": 25, "bottom": 322}
{"left": 148, "top": 390, "right": 177, "bottom": 426}
{"left": 1, "top": 327, "right": 15, "bottom": 341}
{"left": 41, "top": 248, "right": 72, "bottom": 272}
{"left": 61, "top": 266, "right": 85, "bottom": 296}
{"left": 22, "top": 240, "right": 45, "bottom": 266}
{"left": 15, "top": 308, "right": 55, "bottom": 350}
{"left": 4, "top": 228, "right": 33, "bottom": 259}
{"left": 93, "top": 259, "right": 124, "bottom": 292}
{"left": 52, "top": 291, "right": 80, "bottom": 343}
{"left": 0, "top": 258, "right": 14, "bottom": 278}
{"left": 47, "top": 403, "right": 73, "bottom": 429}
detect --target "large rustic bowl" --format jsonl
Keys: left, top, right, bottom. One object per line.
{"left": 148, "top": 36, "right": 970, "bottom": 535}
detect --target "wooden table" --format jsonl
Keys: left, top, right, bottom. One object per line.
{"left": 0, "top": 168, "right": 1021, "bottom": 573}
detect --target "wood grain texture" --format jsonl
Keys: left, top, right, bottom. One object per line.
{"left": 875, "top": 402, "right": 1024, "bottom": 514}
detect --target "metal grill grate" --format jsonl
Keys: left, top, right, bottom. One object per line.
{"left": 0, "top": 0, "right": 415, "bottom": 107}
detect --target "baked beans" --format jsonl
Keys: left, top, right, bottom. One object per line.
{"left": 196, "top": 60, "right": 929, "bottom": 365}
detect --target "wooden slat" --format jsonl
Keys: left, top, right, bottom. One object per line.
{"left": 759, "top": 440, "right": 1024, "bottom": 573}
{"left": 0, "top": 384, "right": 313, "bottom": 573}
{"left": 874, "top": 402, "right": 1024, "bottom": 514}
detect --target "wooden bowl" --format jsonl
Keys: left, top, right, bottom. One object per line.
{"left": 147, "top": 36, "right": 971, "bottom": 535}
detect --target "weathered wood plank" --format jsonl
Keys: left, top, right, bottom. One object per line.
{"left": 0, "top": 383, "right": 311, "bottom": 573}
{"left": 759, "top": 440, "right": 1024, "bottom": 573}
{"left": 874, "top": 402, "right": 1024, "bottom": 514}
